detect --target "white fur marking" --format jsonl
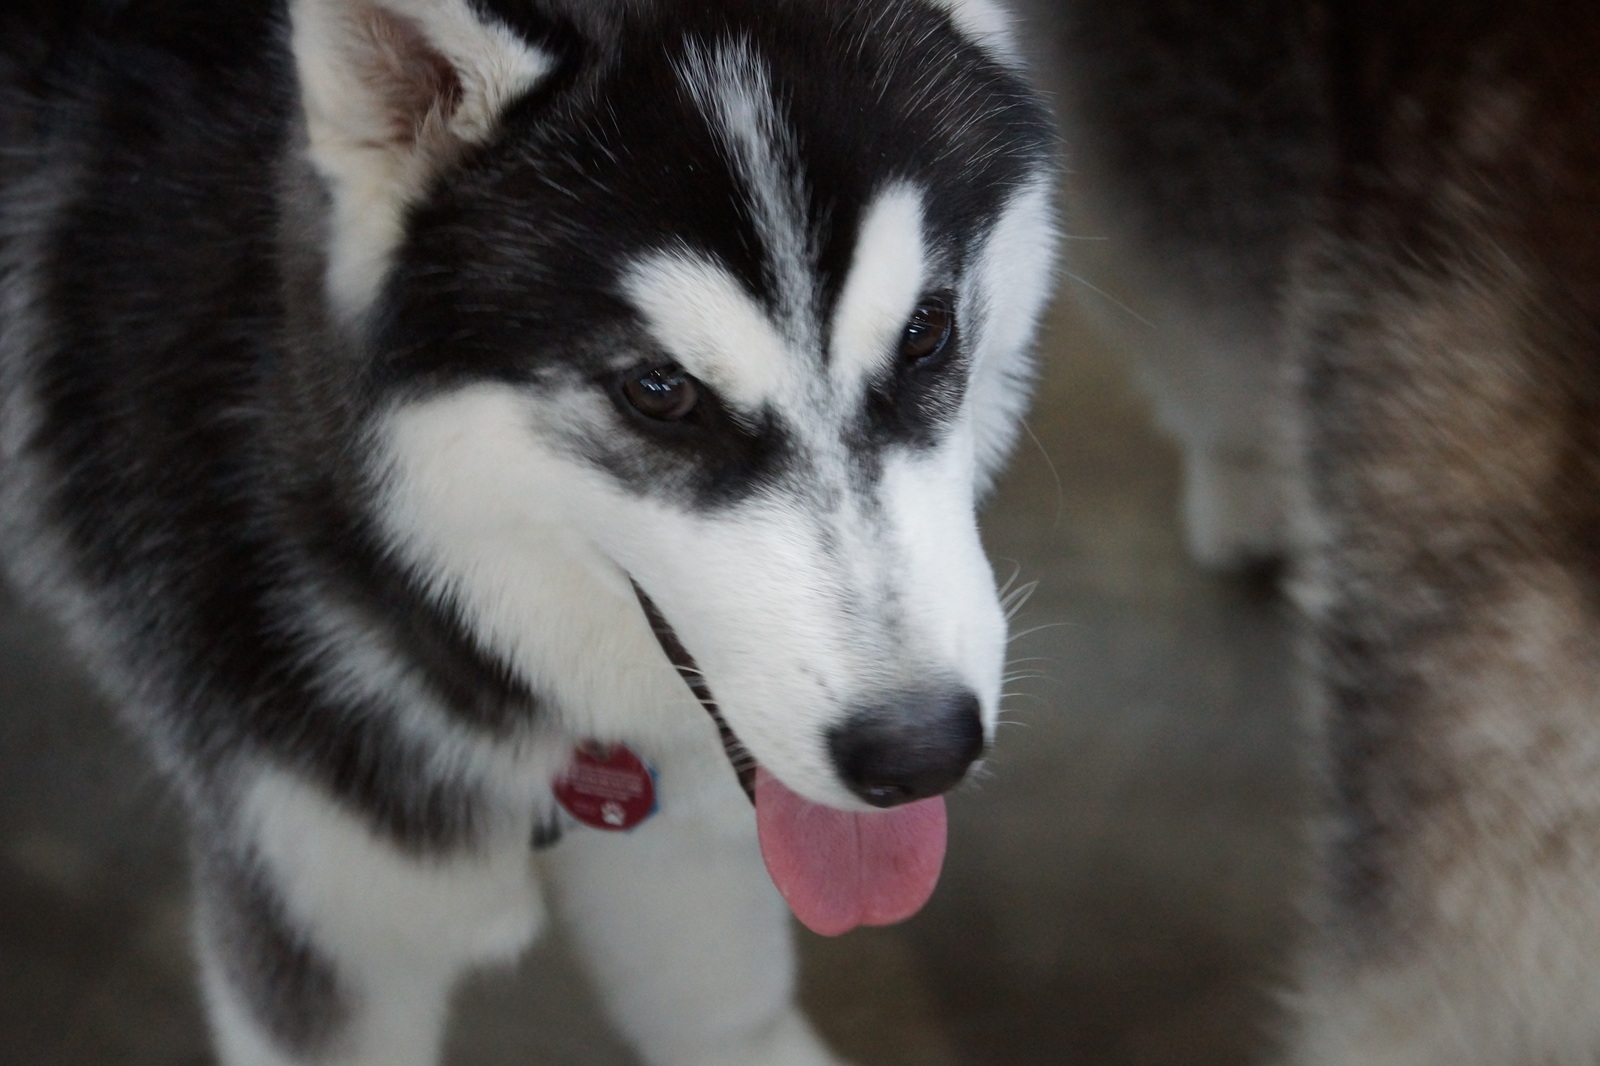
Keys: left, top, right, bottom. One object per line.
{"left": 244, "top": 767, "right": 543, "bottom": 967}
{"left": 964, "top": 177, "right": 1058, "bottom": 489}
{"left": 622, "top": 250, "right": 797, "bottom": 412}
{"left": 677, "top": 38, "right": 815, "bottom": 333}
{"left": 377, "top": 386, "right": 707, "bottom": 750}
{"left": 829, "top": 184, "right": 929, "bottom": 394}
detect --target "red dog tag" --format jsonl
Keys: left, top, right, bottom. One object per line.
{"left": 554, "top": 744, "right": 657, "bottom": 831}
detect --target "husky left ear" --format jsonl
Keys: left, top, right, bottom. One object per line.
{"left": 290, "top": 0, "right": 553, "bottom": 314}
{"left": 926, "top": 0, "right": 1024, "bottom": 67}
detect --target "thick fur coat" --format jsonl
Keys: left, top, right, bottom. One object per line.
{"left": 0, "top": 1, "right": 1057, "bottom": 1063}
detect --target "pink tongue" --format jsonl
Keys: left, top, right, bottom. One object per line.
{"left": 754, "top": 767, "right": 947, "bottom": 937}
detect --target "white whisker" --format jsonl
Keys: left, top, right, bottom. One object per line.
{"left": 1001, "top": 579, "right": 1039, "bottom": 620}
{"left": 1007, "top": 621, "right": 1076, "bottom": 644}
{"left": 1020, "top": 418, "right": 1065, "bottom": 531}
{"left": 1063, "top": 269, "right": 1156, "bottom": 329}
{"left": 994, "top": 559, "right": 1025, "bottom": 601}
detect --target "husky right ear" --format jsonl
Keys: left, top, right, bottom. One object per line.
{"left": 290, "top": 0, "right": 553, "bottom": 315}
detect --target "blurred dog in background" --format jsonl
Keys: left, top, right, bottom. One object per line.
{"left": 1058, "top": 2, "right": 1600, "bottom": 1061}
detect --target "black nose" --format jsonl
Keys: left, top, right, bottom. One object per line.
{"left": 828, "top": 688, "right": 986, "bottom": 808}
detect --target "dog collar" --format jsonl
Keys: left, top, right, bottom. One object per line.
{"left": 632, "top": 582, "right": 757, "bottom": 803}
{"left": 538, "top": 582, "right": 751, "bottom": 849}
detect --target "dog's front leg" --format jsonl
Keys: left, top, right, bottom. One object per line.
{"left": 546, "top": 782, "right": 850, "bottom": 1066}
{"left": 190, "top": 769, "right": 545, "bottom": 1066}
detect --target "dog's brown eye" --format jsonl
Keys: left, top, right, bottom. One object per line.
{"left": 621, "top": 365, "right": 700, "bottom": 422}
{"left": 900, "top": 294, "right": 955, "bottom": 365}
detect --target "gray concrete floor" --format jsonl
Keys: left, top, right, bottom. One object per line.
{"left": 0, "top": 13, "right": 1309, "bottom": 1065}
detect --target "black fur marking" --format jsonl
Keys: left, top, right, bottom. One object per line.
{"left": 12, "top": 0, "right": 521, "bottom": 854}
{"left": 590, "top": 365, "right": 800, "bottom": 510}
{"left": 246, "top": 693, "right": 489, "bottom": 854}
{"left": 292, "top": 503, "right": 544, "bottom": 739}
{"left": 196, "top": 843, "right": 350, "bottom": 1058}
{"left": 529, "top": 811, "right": 565, "bottom": 850}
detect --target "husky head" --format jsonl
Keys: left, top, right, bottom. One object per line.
{"left": 289, "top": 0, "right": 1055, "bottom": 929}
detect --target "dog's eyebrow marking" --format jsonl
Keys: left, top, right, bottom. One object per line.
{"left": 829, "top": 184, "right": 929, "bottom": 392}
{"left": 676, "top": 36, "right": 815, "bottom": 338}
{"left": 622, "top": 249, "right": 792, "bottom": 411}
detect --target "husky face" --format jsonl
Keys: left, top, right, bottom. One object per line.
{"left": 298, "top": 0, "right": 1056, "bottom": 810}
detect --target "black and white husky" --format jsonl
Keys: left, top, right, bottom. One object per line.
{"left": 0, "top": 1, "right": 1056, "bottom": 1062}
{"left": 1058, "top": 2, "right": 1600, "bottom": 1062}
